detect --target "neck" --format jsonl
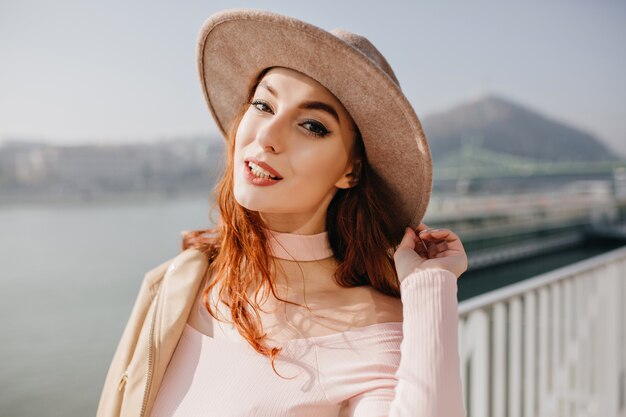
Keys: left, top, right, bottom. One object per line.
{"left": 258, "top": 196, "right": 332, "bottom": 234}
{"left": 264, "top": 228, "right": 334, "bottom": 262}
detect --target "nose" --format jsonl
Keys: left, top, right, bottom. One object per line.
{"left": 255, "top": 114, "right": 288, "bottom": 153}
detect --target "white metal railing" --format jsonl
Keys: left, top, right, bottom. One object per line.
{"left": 457, "top": 246, "right": 626, "bottom": 417}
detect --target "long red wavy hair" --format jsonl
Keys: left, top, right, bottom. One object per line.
{"left": 182, "top": 68, "right": 405, "bottom": 376}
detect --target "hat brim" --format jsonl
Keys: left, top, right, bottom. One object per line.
{"left": 197, "top": 9, "right": 432, "bottom": 231}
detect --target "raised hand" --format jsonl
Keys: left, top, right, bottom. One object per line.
{"left": 393, "top": 223, "right": 468, "bottom": 283}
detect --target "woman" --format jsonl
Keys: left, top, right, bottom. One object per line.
{"left": 97, "top": 9, "right": 468, "bottom": 417}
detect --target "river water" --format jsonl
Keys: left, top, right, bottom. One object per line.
{"left": 0, "top": 197, "right": 213, "bottom": 417}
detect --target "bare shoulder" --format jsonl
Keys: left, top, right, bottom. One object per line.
{"left": 348, "top": 285, "right": 404, "bottom": 324}
{"left": 260, "top": 282, "right": 403, "bottom": 341}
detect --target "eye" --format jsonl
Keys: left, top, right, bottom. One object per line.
{"left": 301, "top": 119, "right": 331, "bottom": 138}
{"left": 250, "top": 99, "right": 272, "bottom": 113}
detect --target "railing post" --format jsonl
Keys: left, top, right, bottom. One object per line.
{"left": 524, "top": 291, "right": 537, "bottom": 417}
{"left": 493, "top": 302, "right": 507, "bottom": 417}
{"left": 537, "top": 287, "right": 550, "bottom": 417}
{"left": 509, "top": 296, "right": 522, "bottom": 417}
{"left": 460, "top": 309, "right": 490, "bottom": 417}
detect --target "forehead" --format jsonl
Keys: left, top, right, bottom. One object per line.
{"left": 258, "top": 67, "right": 346, "bottom": 108}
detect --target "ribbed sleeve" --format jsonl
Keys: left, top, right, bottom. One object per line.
{"left": 344, "top": 268, "right": 466, "bottom": 417}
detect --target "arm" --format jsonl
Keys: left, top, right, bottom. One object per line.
{"left": 345, "top": 267, "right": 466, "bottom": 417}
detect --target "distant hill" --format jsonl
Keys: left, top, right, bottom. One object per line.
{"left": 420, "top": 95, "right": 617, "bottom": 162}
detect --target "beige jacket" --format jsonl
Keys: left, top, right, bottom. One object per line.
{"left": 96, "top": 248, "right": 210, "bottom": 417}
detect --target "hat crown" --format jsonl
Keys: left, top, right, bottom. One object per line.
{"left": 330, "top": 29, "right": 400, "bottom": 88}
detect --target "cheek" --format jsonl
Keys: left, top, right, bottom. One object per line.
{"left": 233, "top": 118, "right": 255, "bottom": 160}
{"left": 292, "top": 146, "right": 349, "bottom": 186}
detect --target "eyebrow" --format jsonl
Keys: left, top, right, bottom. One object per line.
{"left": 258, "top": 81, "right": 341, "bottom": 125}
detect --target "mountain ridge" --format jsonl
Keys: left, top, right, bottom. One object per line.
{"left": 420, "top": 94, "right": 617, "bottom": 162}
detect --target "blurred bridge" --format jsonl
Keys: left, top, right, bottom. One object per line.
{"left": 433, "top": 143, "right": 626, "bottom": 181}
{"left": 426, "top": 176, "right": 626, "bottom": 270}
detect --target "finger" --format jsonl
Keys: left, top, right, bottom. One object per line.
{"left": 435, "top": 241, "right": 449, "bottom": 252}
{"left": 431, "top": 231, "right": 466, "bottom": 254}
{"left": 418, "top": 227, "right": 445, "bottom": 237}
{"left": 415, "top": 235, "right": 429, "bottom": 258}
{"left": 427, "top": 244, "right": 441, "bottom": 258}
{"left": 419, "top": 228, "right": 460, "bottom": 243}
{"left": 428, "top": 245, "right": 466, "bottom": 262}
{"left": 427, "top": 241, "right": 450, "bottom": 258}
{"left": 417, "top": 225, "right": 437, "bottom": 239}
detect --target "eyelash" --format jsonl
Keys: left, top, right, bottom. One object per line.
{"left": 249, "top": 99, "right": 331, "bottom": 138}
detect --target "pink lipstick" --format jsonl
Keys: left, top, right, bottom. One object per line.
{"left": 243, "top": 160, "right": 283, "bottom": 186}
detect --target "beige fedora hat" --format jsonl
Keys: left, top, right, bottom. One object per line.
{"left": 196, "top": 8, "right": 432, "bottom": 229}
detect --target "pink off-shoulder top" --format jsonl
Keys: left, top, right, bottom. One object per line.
{"left": 149, "top": 229, "right": 466, "bottom": 417}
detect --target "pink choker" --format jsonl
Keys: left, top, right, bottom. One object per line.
{"left": 265, "top": 229, "right": 334, "bottom": 261}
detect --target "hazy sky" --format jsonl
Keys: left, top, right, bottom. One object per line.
{"left": 1, "top": 0, "right": 625, "bottom": 156}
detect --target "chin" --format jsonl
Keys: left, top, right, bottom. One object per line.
{"left": 233, "top": 188, "right": 271, "bottom": 212}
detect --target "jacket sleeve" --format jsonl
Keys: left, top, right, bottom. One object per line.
{"left": 96, "top": 256, "right": 174, "bottom": 417}
{"left": 345, "top": 268, "right": 467, "bottom": 417}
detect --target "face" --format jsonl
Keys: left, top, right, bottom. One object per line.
{"left": 233, "top": 67, "right": 359, "bottom": 233}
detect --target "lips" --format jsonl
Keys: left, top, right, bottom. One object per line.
{"left": 244, "top": 157, "right": 283, "bottom": 179}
